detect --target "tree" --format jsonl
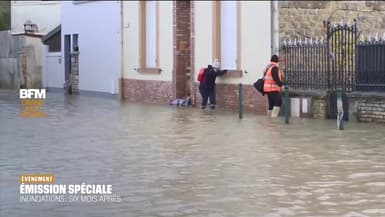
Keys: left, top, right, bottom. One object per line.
{"left": 0, "top": 1, "right": 11, "bottom": 31}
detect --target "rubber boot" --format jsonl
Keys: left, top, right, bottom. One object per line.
{"left": 271, "top": 106, "right": 280, "bottom": 118}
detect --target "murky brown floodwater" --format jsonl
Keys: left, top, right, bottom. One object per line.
{"left": 1, "top": 90, "right": 385, "bottom": 217}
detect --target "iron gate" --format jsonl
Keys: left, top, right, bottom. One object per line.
{"left": 326, "top": 20, "right": 357, "bottom": 91}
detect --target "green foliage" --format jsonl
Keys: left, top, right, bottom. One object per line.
{"left": 0, "top": 1, "right": 11, "bottom": 31}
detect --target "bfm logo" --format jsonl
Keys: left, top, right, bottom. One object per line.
{"left": 19, "top": 89, "right": 46, "bottom": 99}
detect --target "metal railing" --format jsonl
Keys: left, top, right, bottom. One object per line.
{"left": 356, "top": 35, "right": 385, "bottom": 91}
{"left": 282, "top": 38, "right": 328, "bottom": 91}
{"left": 281, "top": 20, "right": 385, "bottom": 93}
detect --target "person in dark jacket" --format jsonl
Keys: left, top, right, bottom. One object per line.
{"left": 263, "top": 54, "right": 283, "bottom": 117}
{"left": 199, "top": 59, "right": 227, "bottom": 109}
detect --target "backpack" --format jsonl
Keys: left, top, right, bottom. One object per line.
{"left": 197, "top": 67, "right": 206, "bottom": 82}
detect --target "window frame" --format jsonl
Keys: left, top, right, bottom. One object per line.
{"left": 138, "top": 1, "right": 161, "bottom": 74}
{"left": 212, "top": 1, "right": 242, "bottom": 76}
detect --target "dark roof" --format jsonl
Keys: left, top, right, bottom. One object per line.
{"left": 42, "top": 25, "right": 61, "bottom": 43}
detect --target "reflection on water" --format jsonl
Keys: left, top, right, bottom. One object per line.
{"left": 1, "top": 90, "right": 385, "bottom": 217}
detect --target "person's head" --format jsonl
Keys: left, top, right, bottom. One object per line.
{"left": 271, "top": 55, "right": 279, "bottom": 63}
{"left": 212, "top": 59, "right": 221, "bottom": 69}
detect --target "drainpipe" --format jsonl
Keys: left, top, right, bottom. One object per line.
{"left": 271, "top": 0, "right": 279, "bottom": 56}
{"left": 119, "top": 0, "right": 124, "bottom": 100}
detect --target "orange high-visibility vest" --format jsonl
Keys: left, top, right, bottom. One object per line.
{"left": 263, "top": 62, "right": 282, "bottom": 93}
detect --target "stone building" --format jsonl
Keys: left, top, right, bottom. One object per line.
{"left": 279, "top": 1, "right": 385, "bottom": 43}
{"left": 278, "top": 1, "right": 385, "bottom": 123}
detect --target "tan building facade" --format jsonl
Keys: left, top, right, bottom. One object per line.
{"left": 121, "top": 1, "right": 272, "bottom": 113}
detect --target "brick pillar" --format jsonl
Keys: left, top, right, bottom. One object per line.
{"left": 312, "top": 96, "right": 328, "bottom": 119}
{"left": 189, "top": 1, "right": 196, "bottom": 105}
{"left": 173, "top": 1, "right": 191, "bottom": 99}
{"left": 70, "top": 52, "right": 79, "bottom": 94}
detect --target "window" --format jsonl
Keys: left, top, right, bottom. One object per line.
{"left": 213, "top": 1, "right": 241, "bottom": 74}
{"left": 220, "top": 1, "right": 237, "bottom": 69}
{"left": 138, "top": 1, "right": 160, "bottom": 74}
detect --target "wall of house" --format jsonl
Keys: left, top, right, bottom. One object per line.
{"left": 193, "top": 1, "right": 213, "bottom": 75}
{"left": 11, "top": 1, "right": 61, "bottom": 33}
{"left": 0, "top": 30, "right": 23, "bottom": 89}
{"left": 24, "top": 36, "right": 43, "bottom": 88}
{"left": 61, "top": 1, "right": 121, "bottom": 94}
{"left": 193, "top": 1, "right": 271, "bottom": 112}
{"left": 194, "top": 1, "right": 271, "bottom": 85}
{"left": 0, "top": 30, "right": 44, "bottom": 89}
{"left": 122, "top": 1, "right": 174, "bottom": 81}
{"left": 120, "top": 1, "right": 271, "bottom": 109}
{"left": 121, "top": 1, "right": 174, "bottom": 103}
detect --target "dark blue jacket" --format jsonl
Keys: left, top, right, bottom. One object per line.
{"left": 199, "top": 65, "right": 227, "bottom": 90}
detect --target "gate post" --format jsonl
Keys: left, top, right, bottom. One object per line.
{"left": 337, "top": 89, "right": 344, "bottom": 130}
{"left": 238, "top": 83, "right": 243, "bottom": 119}
{"left": 284, "top": 86, "right": 289, "bottom": 124}
{"left": 70, "top": 51, "right": 79, "bottom": 94}
{"left": 326, "top": 20, "right": 331, "bottom": 91}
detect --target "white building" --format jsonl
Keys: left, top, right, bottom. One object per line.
{"left": 10, "top": 1, "right": 61, "bottom": 89}
{"left": 43, "top": 1, "right": 121, "bottom": 94}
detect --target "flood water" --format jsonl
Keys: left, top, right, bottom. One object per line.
{"left": 1, "top": 90, "right": 385, "bottom": 217}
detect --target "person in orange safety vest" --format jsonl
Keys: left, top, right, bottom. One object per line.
{"left": 263, "top": 55, "right": 283, "bottom": 117}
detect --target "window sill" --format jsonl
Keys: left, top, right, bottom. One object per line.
{"left": 137, "top": 68, "right": 161, "bottom": 74}
{"left": 40, "top": 1, "right": 60, "bottom": 5}
{"left": 223, "top": 70, "right": 243, "bottom": 78}
{"left": 72, "top": 1, "right": 93, "bottom": 5}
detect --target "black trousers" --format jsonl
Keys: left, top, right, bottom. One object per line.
{"left": 199, "top": 86, "right": 216, "bottom": 106}
{"left": 267, "top": 91, "right": 282, "bottom": 110}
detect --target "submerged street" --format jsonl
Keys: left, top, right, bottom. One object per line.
{"left": 1, "top": 90, "right": 385, "bottom": 217}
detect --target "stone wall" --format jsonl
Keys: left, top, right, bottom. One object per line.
{"left": 354, "top": 94, "right": 385, "bottom": 124}
{"left": 0, "top": 30, "right": 43, "bottom": 89}
{"left": 312, "top": 96, "right": 328, "bottom": 119}
{"left": 20, "top": 45, "right": 42, "bottom": 88}
{"left": 279, "top": 1, "right": 385, "bottom": 43}
{"left": 289, "top": 91, "right": 385, "bottom": 123}
{"left": 0, "top": 30, "right": 24, "bottom": 89}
